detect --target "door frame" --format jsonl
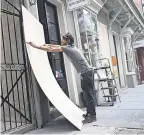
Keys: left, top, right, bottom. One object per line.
{"left": 112, "top": 31, "right": 127, "bottom": 88}
{"left": 37, "top": 0, "right": 69, "bottom": 96}
{"left": 136, "top": 47, "right": 144, "bottom": 84}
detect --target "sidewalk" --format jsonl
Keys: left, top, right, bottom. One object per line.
{"left": 27, "top": 85, "right": 144, "bottom": 134}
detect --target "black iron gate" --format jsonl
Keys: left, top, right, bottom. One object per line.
{"left": 1, "top": 0, "right": 35, "bottom": 133}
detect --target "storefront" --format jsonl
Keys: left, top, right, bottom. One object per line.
{"left": 72, "top": 1, "right": 109, "bottom": 104}
{"left": 101, "top": 0, "right": 144, "bottom": 89}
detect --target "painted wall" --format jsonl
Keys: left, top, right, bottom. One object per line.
{"left": 98, "top": 22, "right": 111, "bottom": 60}
{"left": 97, "top": 21, "right": 113, "bottom": 104}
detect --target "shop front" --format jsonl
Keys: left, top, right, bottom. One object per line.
{"left": 73, "top": 1, "right": 104, "bottom": 67}
{"left": 101, "top": 0, "right": 144, "bottom": 89}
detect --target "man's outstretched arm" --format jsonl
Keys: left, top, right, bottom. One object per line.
{"left": 27, "top": 42, "right": 63, "bottom": 52}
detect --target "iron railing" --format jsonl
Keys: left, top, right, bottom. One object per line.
{"left": 1, "top": 0, "right": 35, "bottom": 133}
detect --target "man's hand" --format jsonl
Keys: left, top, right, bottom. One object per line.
{"left": 27, "top": 42, "right": 39, "bottom": 48}
{"left": 26, "top": 42, "right": 63, "bottom": 52}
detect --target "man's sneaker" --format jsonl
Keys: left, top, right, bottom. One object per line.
{"left": 82, "top": 113, "right": 88, "bottom": 119}
{"left": 82, "top": 115, "right": 96, "bottom": 124}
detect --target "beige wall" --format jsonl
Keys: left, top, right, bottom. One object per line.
{"left": 97, "top": 21, "right": 112, "bottom": 104}
{"left": 98, "top": 22, "right": 112, "bottom": 63}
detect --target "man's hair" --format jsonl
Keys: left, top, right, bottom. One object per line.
{"left": 63, "top": 33, "right": 74, "bottom": 45}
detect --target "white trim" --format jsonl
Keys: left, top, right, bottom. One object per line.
{"left": 73, "top": 11, "right": 83, "bottom": 50}
{"left": 112, "top": 30, "right": 119, "bottom": 36}
{"left": 119, "top": 27, "right": 128, "bottom": 87}
{"left": 86, "top": 0, "right": 104, "bottom": 14}
{"left": 122, "top": 35, "right": 135, "bottom": 73}
{"left": 134, "top": 44, "right": 144, "bottom": 48}
{"left": 126, "top": 72, "right": 136, "bottom": 75}
{"left": 121, "top": 36, "right": 129, "bottom": 72}
{"left": 61, "top": 3, "right": 68, "bottom": 32}
{"left": 134, "top": 40, "right": 144, "bottom": 48}
{"left": 93, "top": 0, "right": 103, "bottom": 8}
{"left": 62, "top": 3, "right": 80, "bottom": 105}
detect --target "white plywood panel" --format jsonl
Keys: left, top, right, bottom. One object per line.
{"left": 22, "top": 6, "right": 84, "bottom": 130}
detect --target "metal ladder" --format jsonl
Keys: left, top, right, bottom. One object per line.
{"left": 94, "top": 58, "right": 121, "bottom": 106}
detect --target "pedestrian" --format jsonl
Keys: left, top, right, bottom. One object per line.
{"left": 27, "top": 33, "right": 96, "bottom": 123}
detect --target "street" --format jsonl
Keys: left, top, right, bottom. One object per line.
{"left": 27, "top": 85, "right": 144, "bottom": 134}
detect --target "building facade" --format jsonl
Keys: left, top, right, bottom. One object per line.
{"left": 1, "top": 0, "right": 144, "bottom": 134}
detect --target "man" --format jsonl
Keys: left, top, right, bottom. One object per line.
{"left": 28, "top": 33, "right": 96, "bottom": 123}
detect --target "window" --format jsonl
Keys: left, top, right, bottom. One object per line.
{"left": 77, "top": 8, "right": 99, "bottom": 66}
{"left": 123, "top": 37, "right": 134, "bottom": 72}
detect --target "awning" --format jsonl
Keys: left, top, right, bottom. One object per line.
{"left": 101, "top": 0, "right": 140, "bottom": 31}
{"left": 101, "top": 0, "right": 144, "bottom": 48}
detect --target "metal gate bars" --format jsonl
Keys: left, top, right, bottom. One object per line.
{"left": 1, "top": 0, "right": 35, "bottom": 133}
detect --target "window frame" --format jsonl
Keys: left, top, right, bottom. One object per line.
{"left": 73, "top": 7, "right": 99, "bottom": 66}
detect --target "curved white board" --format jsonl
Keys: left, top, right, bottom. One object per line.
{"left": 22, "top": 6, "right": 84, "bottom": 130}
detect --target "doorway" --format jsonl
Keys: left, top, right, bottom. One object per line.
{"left": 37, "top": 0, "right": 69, "bottom": 97}
{"left": 136, "top": 47, "right": 144, "bottom": 84}
{"left": 112, "top": 33, "right": 126, "bottom": 88}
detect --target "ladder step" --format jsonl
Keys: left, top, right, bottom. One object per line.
{"left": 99, "top": 78, "right": 114, "bottom": 81}
{"left": 101, "top": 86, "right": 116, "bottom": 90}
{"left": 103, "top": 95, "right": 118, "bottom": 97}
{"left": 95, "top": 66, "right": 110, "bottom": 70}
{"left": 97, "top": 102, "right": 114, "bottom": 106}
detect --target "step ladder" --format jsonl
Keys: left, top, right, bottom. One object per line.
{"left": 94, "top": 58, "right": 121, "bottom": 106}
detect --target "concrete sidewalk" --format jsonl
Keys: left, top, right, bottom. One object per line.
{"left": 27, "top": 85, "right": 144, "bottom": 134}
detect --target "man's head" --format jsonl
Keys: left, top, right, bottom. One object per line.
{"left": 61, "top": 33, "right": 74, "bottom": 46}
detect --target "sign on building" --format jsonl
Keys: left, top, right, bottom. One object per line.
{"left": 67, "top": 0, "right": 90, "bottom": 11}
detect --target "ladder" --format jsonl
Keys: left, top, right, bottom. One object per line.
{"left": 94, "top": 58, "right": 121, "bottom": 106}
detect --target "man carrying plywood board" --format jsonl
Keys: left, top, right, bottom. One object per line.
{"left": 27, "top": 33, "right": 96, "bottom": 124}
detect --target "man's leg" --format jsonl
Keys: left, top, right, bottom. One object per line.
{"left": 85, "top": 88, "right": 96, "bottom": 116}
{"left": 81, "top": 70, "right": 96, "bottom": 123}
